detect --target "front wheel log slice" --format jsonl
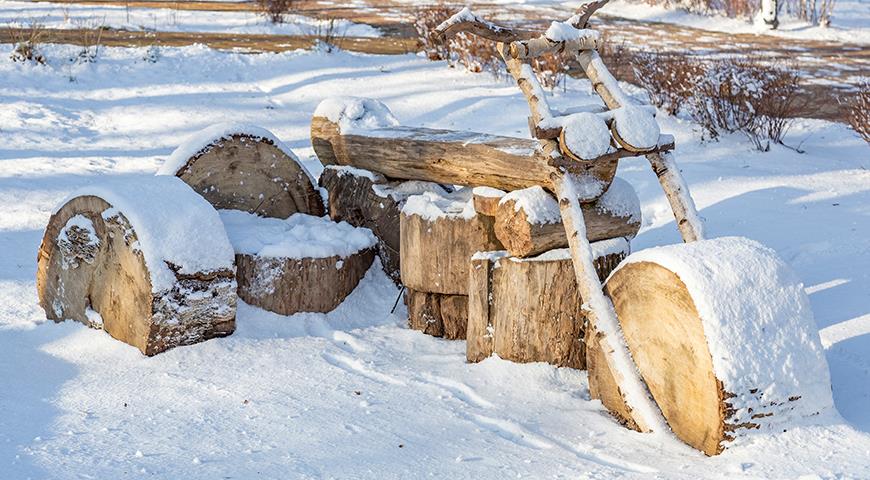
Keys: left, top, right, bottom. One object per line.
{"left": 36, "top": 176, "right": 238, "bottom": 356}
{"left": 159, "top": 123, "right": 325, "bottom": 219}
{"left": 589, "top": 237, "right": 834, "bottom": 455}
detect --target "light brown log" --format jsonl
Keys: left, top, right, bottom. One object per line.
{"left": 37, "top": 195, "right": 236, "bottom": 356}
{"left": 170, "top": 133, "right": 325, "bottom": 219}
{"left": 494, "top": 189, "right": 640, "bottom": 258}
{"left": 472, "top": 188, "right": 505, "bottom": 217}
{"left": 318, "top": 166, "right": 447, "bottom": 284}
{"left": 400, "top": 209, "right": 502, "bottom": 295}
{"left": 235, "top": 247, "right": 375, "bottom": 316}
{"left": 311, "top": 115, "right": 618, "bottom": 195}
{"left": 466, "top": 245, "right": 627, "bottom": 368}
{"left": 405, "top": 289, "right": 468, "bottom": 340}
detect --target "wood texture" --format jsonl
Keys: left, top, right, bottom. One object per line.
{"left": 466, "top": 248, "right": 627, "bottom": 368}
{"left": 318, "top": 166, "right": 416, "bottom": 283}
{"left": 235, "top": 247, "right": 375, "bottom": 316}
{"left": 173, "top": 134, "right": 325, "bottom": 219}
{"left": 36, "top": 195, "right": 236, "bottom": 356}
{"left": 311, "top": 116, "right": 618, "bottom": 196}
{"left": 495, "top": 193, "right": 640, "bottom": 258}
{"left": 400, "top": 210, "right": 503, "bottom": 295}
{"left": 472, "top": 190, "right": 504, "bottom": 217}
{"left": 405, "top": 289, "right": 468, "bottom": 340}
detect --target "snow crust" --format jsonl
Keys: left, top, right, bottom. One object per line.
{"left": 56, "top": 176, "right": 235, "bottom": 293}
{"left": 326, "top": 165, "right": 386, "bottom": 184}
{"left": 615, "top": 237, "right": 835, "bottom": 427}
{"left": 597, "top": 177, "right": 641, "bottom": 223}
{"left": 401, "top": 188, "right": 476, "bottom": 222}
{"left": 157, "top": 122, "right": 313, "bottom": 186}
{"left": 613, "top": 105, "right": 660, "bottom": 150}
{"left": 314, "top": 97, "right": 399, "bottom": 132}
{"left": 472, "top": 186, "right": 506, "bottom": 199}
{"left": 518, "top": 236, "right": 630, "bottom": 262}
{"left": 544, "top": 22, "right": 600, "bottom": 43}
{"left": 560, "top": 111, "right": 614, "bottom": 160}
{"left": 372, "top": 181, "right": 448, "bottom": 202}
{"left": 219, "top": 210, "right": 376, "bottom": 260}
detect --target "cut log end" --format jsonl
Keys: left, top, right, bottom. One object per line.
{"left": 406, "top": 289, "right": 468, "bottom": 340}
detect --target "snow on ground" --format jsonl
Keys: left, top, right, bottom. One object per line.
{"left": 1, "top": 44, "right": 870, "bottom": 478}
{"left": 0, "top": 1, "right": 381, "bottom": 37}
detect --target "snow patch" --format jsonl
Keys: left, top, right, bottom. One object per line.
{"left": 219, "top": 210, "right": 376, "bottom": 260}
{"left": 597, "top": 177, "right": 641, "bottom": 223}
{"left": 526, "top": 237, "right": 630, "bottom": 262}
{"left": 560, "top": 111, "right": 614, "bottom": 160}
{"left": 472, "top": 186, "right": 506, "bottom": 199}
{"left": 612, "top": 105, "right": 660, "bottom": 150}
{"left": 314, "top": 97, "right": 399, "bottom": 132}
{"left": 500, "top": 186, "right": 561, "bottom": 225}
{"left": 401, "top": 188, "right": 476, "bottom": 222}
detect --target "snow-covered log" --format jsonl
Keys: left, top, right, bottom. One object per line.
{"left": 400, "top": 189, "right": 503, "bottom": 295}
{"left": 471, "top": 186, "right": 506, "bottom": 217}
{"left": 591, "top": 237, "right": 834, "bottom": 455}
{"left": 159, "top": 123, "right": 325, "bottom": 219}
{"left": 36, "top": 176, "right": 237, "bottom": 356}
{"left": 495, "top": 179, "right": 640, "bottom": 258}
{"left": 466, "top": 239, "right": 629, "bottom": 367}
{"left": 220, "top": 210, "right": 376, "bottom": 315}
{"left": 310, "top": 97, "right": 619, "bottom": 195}
{"left": 405, "top": 289, "right": 468, "bottom": 340}
{"left": 318, "top": 165, "right": 447, "bottom": 284}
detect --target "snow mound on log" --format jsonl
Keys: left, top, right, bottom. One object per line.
{"left": 219, "top": 210, "right": 377, "bottom": 259}
{"left": 544, "top": 22, "right": 600, "bottom": 43}
{"left": 372, "top": 181, "right": 448, "bottom": 202}
{"left": 615, "top": 236, "right": 835, "bottom": 428}
{"left": 401, "top": 188, "right": 476, "bottom": 221}
{"left": 158, "top": 123, "right": 310, "bottom": 179}
{"left": 561, "top": 112, "right": 613, "bottom": 160}
{"left": 529, "top": 237, "right": 630, "bottom": 262}
{"left": 472, "top": 186, "right": 506, "bottom": 199}
{"left": 326, "top": 165, "right": 386, "bottom": 183}
{"left": 314, "top": 97, "right": 399, "bottom": 132}
{"left": 612, "top": 105, "right": 660, "bottom": 150}
{"left": 500, "top": 186, "right": 561, "bottom": 225}
{"left": 597, "top": 177, "right": 641, "bottom": 223}
{"left": 56, "top": 176, "right": 235, "bottom": 293}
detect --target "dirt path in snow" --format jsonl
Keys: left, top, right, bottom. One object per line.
{"left": 8, "top": 0, "right": 869, "bottom": 122}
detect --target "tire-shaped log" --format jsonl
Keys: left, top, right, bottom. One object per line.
{"left": 220, "top": 211, "right": 377, "bottom": 315}
{"left": 159, "top": 123, "right": 324, "bottom": 219}
{"left": 589, "top": 237, "right": 834, "bottom": 455}
{"left": 36, "top": 176, "right": 238, "bottom": 356}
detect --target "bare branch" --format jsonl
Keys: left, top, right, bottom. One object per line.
{"left": 434, "top": 7, "right": 520, "bottom": 43}
{"left": 570, "top": 0, "right": 611, "bottom": 29}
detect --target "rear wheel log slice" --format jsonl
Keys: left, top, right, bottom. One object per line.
{"left": 36, "top": 176, "right": 238, "bottom": 356}
{"left": 466, "top": 238, "right": 630, "bottom": 368}
{"left": 159, "top": 123, "right": 324, "bottom": 219}
{"left": 590, "top": 237, "right": 834, "bottom": 455}
{"left": 400, "top": 189, "right": 503, "bottom": 295}
{"left": 220, "top": 210, "right": 377, "bottom": 315}
{"left": 319, "top": 165, "right": 447, "bottom": 284}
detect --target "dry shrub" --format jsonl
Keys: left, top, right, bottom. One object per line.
{"left": 531, "top": 52, "right": 569, "bottom": 90}
{"left": 312, "top": 17, "right": 345, "bottom": 53}
{"left": 414, "top": 4, "right": 453, "bottom": 61}
{"left": 632, "top": 50, "right": 704, "bottom": 115}
{"left": 257, "top": 0, "right": 294, "bottom": 24}
{"left": 787, "top": 0, "right": 837, "bottom": 26}
{"left": 690, "top": 57, "right": 804, "bottom": 150}
{"left": 846, "top": 83, "right": 870, "bottom": 144}
{"left": 10, "top": 21, "right": 47, "bottom": 65}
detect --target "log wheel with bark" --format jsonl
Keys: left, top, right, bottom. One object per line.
{"left": 36, "top": 176, "right": 238, "bottom": 356}
{"left": 159, "top": 123, "right": 325, "bottom": 219}
{"left": 219, "top": 210, "right": 377, "bottom": 315}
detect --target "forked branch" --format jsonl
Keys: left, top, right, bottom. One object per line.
{"left": 434, "top": 7, "right": 520, "bottom": 43}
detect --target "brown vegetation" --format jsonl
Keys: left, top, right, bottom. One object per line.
{"left": 9, "top": 21, "right": 47, "bottom": 64}
{"left": 256, "top": 0, "right": 295, "bottom": 24}
{"left": 846, "top": 83, "right": 870, "bottom": 144}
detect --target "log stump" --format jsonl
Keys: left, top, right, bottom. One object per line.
{"left": 495, "top": 178, "right": 641, "bottom": 258}
{"left": 159, "top": 123, "right": 324, "bottom": 219}
{"left": 466, "top": 238, "right": 630, "bottom": 368}
{"left": 318, "top": 165, "right": 447, "bottom": 284}
{"left": 400, "top": 189, "right": 503, "bottom": 295}
{"left": 589, "top": 237, "right": 834, "bottom": 455}
{"left": 405, "top": 289, "right": 468, "bottom": 340}
{"left": 36, "top": 176, "right": 238, "bottom": 356}
{"left": 220, "top": 210, "right": 377, "bottom": 315}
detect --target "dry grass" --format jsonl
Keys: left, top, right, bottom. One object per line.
{"left": 256, "top": 0, "right": 295, "bottom": 24}
{"left": 9, "top": 21, "right": 47, "bottom": 64}
{"left": 632, "top": 50, "right": 704, "bottom": 115}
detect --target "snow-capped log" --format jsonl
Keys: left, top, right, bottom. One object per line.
{"left": 36, "top": 176, "right": 238, "bottom": 356}
{"left": 310, "top": 97, "right": 619, "bottom": 195}
{"left": 405, "top": 289, "right": 468, "bottom": 340}
{"left": 318, "top": 165, "right": 448, "bottom": 284}
{"left": 400, "top": 189, "right": 503, "bottom": 295}
{"left": 466, "top": 239, "right": 629, "bottom": 367}
{"left": 589, "top": 237, "right": 834, "bottom": 455}
{"left": 495, "top": 179, "right": 641, "bottom": 258}
{"left": 220, "top": 210, "right": 377, "bottom": 315}
{"left": 159, "top": 123, "right": 325, "bottom": 219}
{"left": 471, "top": 186, "right": 506, "bottom": 217}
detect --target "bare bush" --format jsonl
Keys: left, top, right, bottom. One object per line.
{"left": 312, "top": 17, "right": 345, "bottom": 53}
{"left": 632, "top": 50, "right": 704, "bottom": 115}
{"left": 531, "top": 52, "right": 569, "bottom": 91}
{"left": 788, "top": 0, "right": 837, "bottom": 26}
{"left": 414, "top": 4, "right": 453, "bottom": 61}
{"left": 846, "top": 83, "right": 870, "bottom": 144}
{"left": 10, "top": 21, "right": 47, "bottom": 65}
{"left": 641, "top": 0, "right": 836, "bottom": 24}
{"left": 257, "top": 0, "right": 294, "bottom": 24}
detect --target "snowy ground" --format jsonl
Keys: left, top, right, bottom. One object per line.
{"left": 0, "top": 1, "right": 381, "bottom": 37}
{"left": 2, "top": 44, "right": 870, "bottom": 479}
